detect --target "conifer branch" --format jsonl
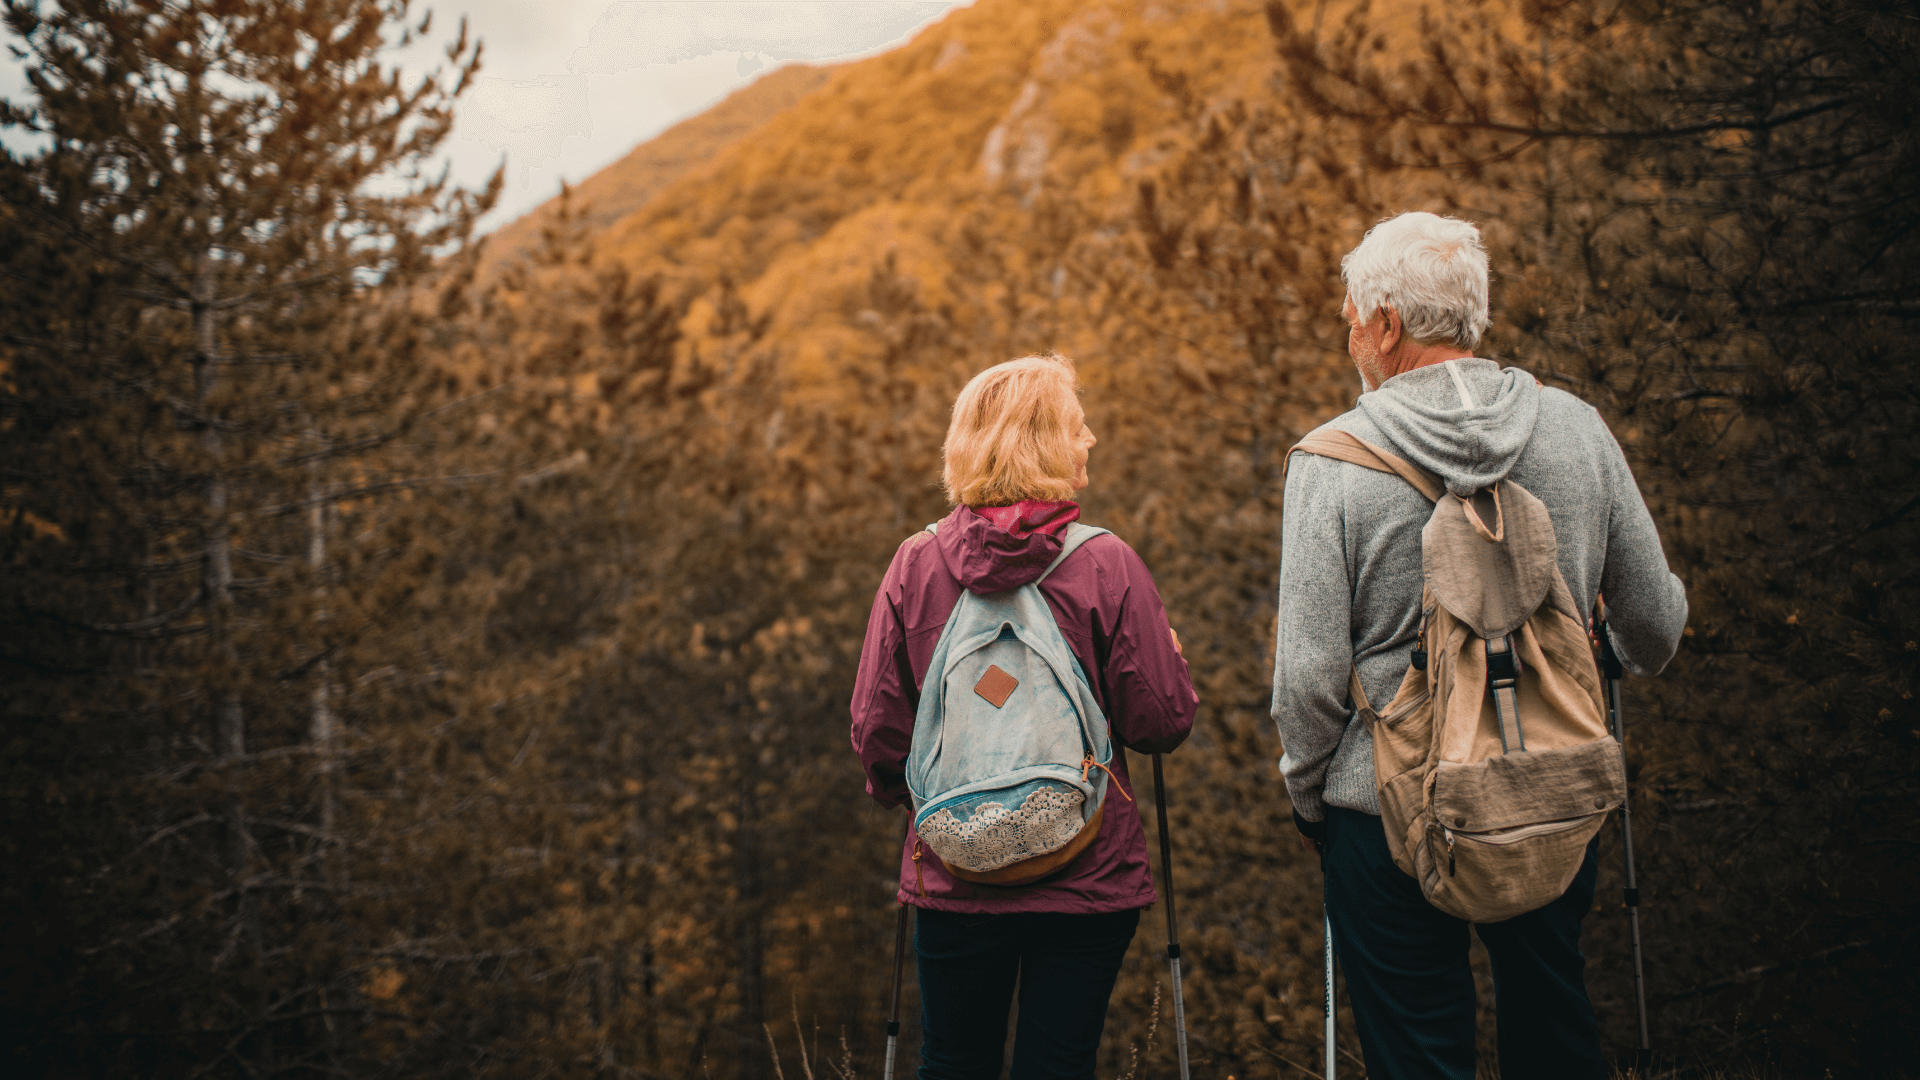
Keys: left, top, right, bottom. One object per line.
{"left": 54, "top": 587, "right": 205, "bottom": 636}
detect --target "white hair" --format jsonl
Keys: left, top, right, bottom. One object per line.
{"left": 1341, "top": 212, "right": 1491, "bottom": 350}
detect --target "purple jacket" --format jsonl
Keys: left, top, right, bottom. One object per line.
{"left": 849, "top": 500, "right": 1197, "bottom": 913}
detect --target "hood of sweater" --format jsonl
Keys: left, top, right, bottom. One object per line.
{"left": 933, "top": 499, "right": 1081, "bottom": 595}
{"left": 1356, "top": 357, "right": 1542, "bottom": 497}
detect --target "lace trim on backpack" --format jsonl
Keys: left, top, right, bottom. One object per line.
{"left": 918, "top": 786, "right": 1086, "bottom": 873}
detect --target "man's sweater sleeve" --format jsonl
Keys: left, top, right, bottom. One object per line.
{"left": 1594, "top": 419, "right": 1690, "bottom": 675}
{"left": 1272, "top": 450, "right": 1355, "bottom": 823}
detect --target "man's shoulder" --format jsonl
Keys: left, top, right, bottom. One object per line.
{"left": 1292, "top": 400, "right": 1424, "bottom": 475}
{"left": 1290, "top": 408, "right": 1394, "bottom": 468}
{"left": 1285, "top": 407, "right": 1427, "bottom": 514}
{"left": 1507, "top": 380, "right": 1635, "bottom": 517}
{"left": 1536, "top": 382, "right": 1604, "bottom": 422}
{"left": 1526, "top": 381, "right": 1619, "bottom": 457}
{"left": 1298, "top": 405, "right": 1386, "bottom": 444}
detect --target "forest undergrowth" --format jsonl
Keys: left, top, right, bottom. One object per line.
{"left": 4, "top": 0, "right": 1914, "bottom": 1077}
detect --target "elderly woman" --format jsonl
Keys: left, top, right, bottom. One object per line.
{"left": 850, "top": 354, "right": 1196, "bottom": 1079}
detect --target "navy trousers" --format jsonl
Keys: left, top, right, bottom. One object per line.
{"left": 1323, "top": 806, "right": 1606, "bottom": 1080}
{"left": 913, "top": 907, "right": 1140, "bottom": 1080}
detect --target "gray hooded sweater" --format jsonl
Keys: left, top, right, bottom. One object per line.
{"left": 1272, "top": 357, "right": 1688, "bottom": 820}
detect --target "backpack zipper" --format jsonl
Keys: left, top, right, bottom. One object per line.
{"left": 1442, "top": 814, "right": 1596, "bottom": 877}
{"left": 1378, "top": 688, "right": 1432, "bottom": 729}
{"left": 1455, "top": 815, "right": 1594, "bottom": 846}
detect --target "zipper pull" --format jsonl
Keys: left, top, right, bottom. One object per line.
{"left": 913, "top": 838, "right": 927, "bottom": 897}
{"left": 1083, "top": 756, "right": 1134, "bottom": 802}
{"left": 1443, "top": 827, "right": 1457, "bottom": 877}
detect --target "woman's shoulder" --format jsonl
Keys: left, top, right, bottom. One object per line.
{"left": 883, "top": 527, "right": 939, "bottom": 576}
{"left": 1055, "top": 527, "right": 1153, "bottom": 589}
{"left": 895, "top": 527, "right": 937, "bottom": 556}
{"left": 1076, "top": 526, "right": 1134, "bottom": 558}
{"left": 878, "top": 526, "right": 956, "bottom": 604}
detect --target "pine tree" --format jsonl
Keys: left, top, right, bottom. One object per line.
{"left": 0, "top": 1, "right": 494, "bottom": 1073}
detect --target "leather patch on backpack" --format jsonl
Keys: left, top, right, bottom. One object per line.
{"left": 974, "top": 665, "right": 1018, "bottom": 708}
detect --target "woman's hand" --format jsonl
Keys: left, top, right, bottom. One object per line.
{"left": 1169, "top": 627, "right": 1182, "bottom": 655}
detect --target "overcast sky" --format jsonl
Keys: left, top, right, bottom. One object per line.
{"left": 3, "top": 2, "right": 968, "bottom": 234}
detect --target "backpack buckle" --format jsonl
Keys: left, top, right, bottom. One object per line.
{"left": 1486, "top": 647, "right": 1520, "bottom": 688}
{"left": 1411, "top": 606, "right": 1433, "bottom": 671}
{"left": 1485, "top": 637, "right": 1526, "bottom": 752}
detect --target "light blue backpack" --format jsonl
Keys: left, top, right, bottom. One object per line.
{"left": 906, "top": 521, "right": 1120, "bottom": 886}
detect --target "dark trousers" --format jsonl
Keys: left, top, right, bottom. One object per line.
{"left": 913, "top": 907, "right": 1140, "bottom": 1080}
{"left": 1324, "top": 806, "right": 1606, "bottom": 1080}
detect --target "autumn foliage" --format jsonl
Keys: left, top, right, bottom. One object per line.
{"left": 3, "top": 0, "right": 1915, "bottom": 1077}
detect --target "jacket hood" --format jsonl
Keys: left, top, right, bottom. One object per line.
{"left": 1357, "top": 357, "right": 1541, "bottom": 497}
{"left": 932, "top": 500, "right": 1081, "bottom": 594}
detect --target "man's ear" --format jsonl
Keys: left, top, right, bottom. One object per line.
{"left": 1380, "top": 306, "right": 1403, "bottom": 355}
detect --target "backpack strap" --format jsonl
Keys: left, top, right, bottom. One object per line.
{"left": 1347, "top": 667, "right": 1380, "bottom": 726}
{"left": 1293, "top": 432, "right": 1537, "bottom": 753}
{"left": 1289, "top": 429, "right": 1447, "bottom": 504}
{"left": 1036, "top": 522, "right": 1110, "bottom": 584}
{"left": 1291, "top": 431, "right": 1446, "bottom": 732}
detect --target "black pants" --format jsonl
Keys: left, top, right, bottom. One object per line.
{"left": 1324, "top": 806, "right": 1606, "bottom": 1080}
{"left": 913, "top": 907, "right": 1140, "bottom": 1080}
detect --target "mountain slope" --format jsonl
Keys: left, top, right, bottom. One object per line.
{"left": 523, "top": 0, "right": 1288, "bottom": 384}
{"left": 474, "top": 62, "right": 836, "bottom": 279}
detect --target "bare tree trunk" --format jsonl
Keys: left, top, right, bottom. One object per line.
{"left": 306, "top": 423, "right": 341, "bottom": 1052}
{"left": 194, "top": 255, "right": 252, "bottom": 945}
{"left": 308, "top": 427, "right": 336, "bottom": 848}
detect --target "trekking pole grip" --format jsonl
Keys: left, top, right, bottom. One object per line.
{"left": 1597, "top": 600, "right": 1625, "bottom": 683}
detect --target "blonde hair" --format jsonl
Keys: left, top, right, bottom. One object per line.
{"left": 942, "top": 355, "right": 1083, "bottom": 507}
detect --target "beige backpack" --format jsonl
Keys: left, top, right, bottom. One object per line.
{"left": 1292, "top": 428, "right": 1625, "bottom": 922}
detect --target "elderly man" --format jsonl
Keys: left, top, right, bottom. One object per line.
{"left": 1273, "top": 212, "right": 1688, "bottom": 1079}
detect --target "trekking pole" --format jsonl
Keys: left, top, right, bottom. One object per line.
{"left": 1323, "top": 905, "right": 1337, "bottom": 1080}
{"left": 1597, "top": 600, "right": 1653, "bottom": 1073}
{"left": 883, "top": 813, "right": 912, "bottom": 1080}
{"left": 1151, "top": 753, "right": 1191, "bottom": 1080}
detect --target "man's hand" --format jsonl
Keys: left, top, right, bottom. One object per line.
{"left": 1293, "top": 808, "right": 1327, "bottom": 854}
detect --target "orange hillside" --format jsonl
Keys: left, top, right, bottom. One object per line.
{"left": 500, "top": 0, "right": 1295, "bottom": 387}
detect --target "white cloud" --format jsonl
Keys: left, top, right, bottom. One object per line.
{"left": 567, "top": 1, "right": 955, "bottom": 73}
{"left": 461, "top": 75, "right": 593, "bottom": 189}
{"left": 2, "top": 2, "right": 969, "bottom": 230}
{"left": 446, "top": 0, "right": 962, "bottom": 226}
